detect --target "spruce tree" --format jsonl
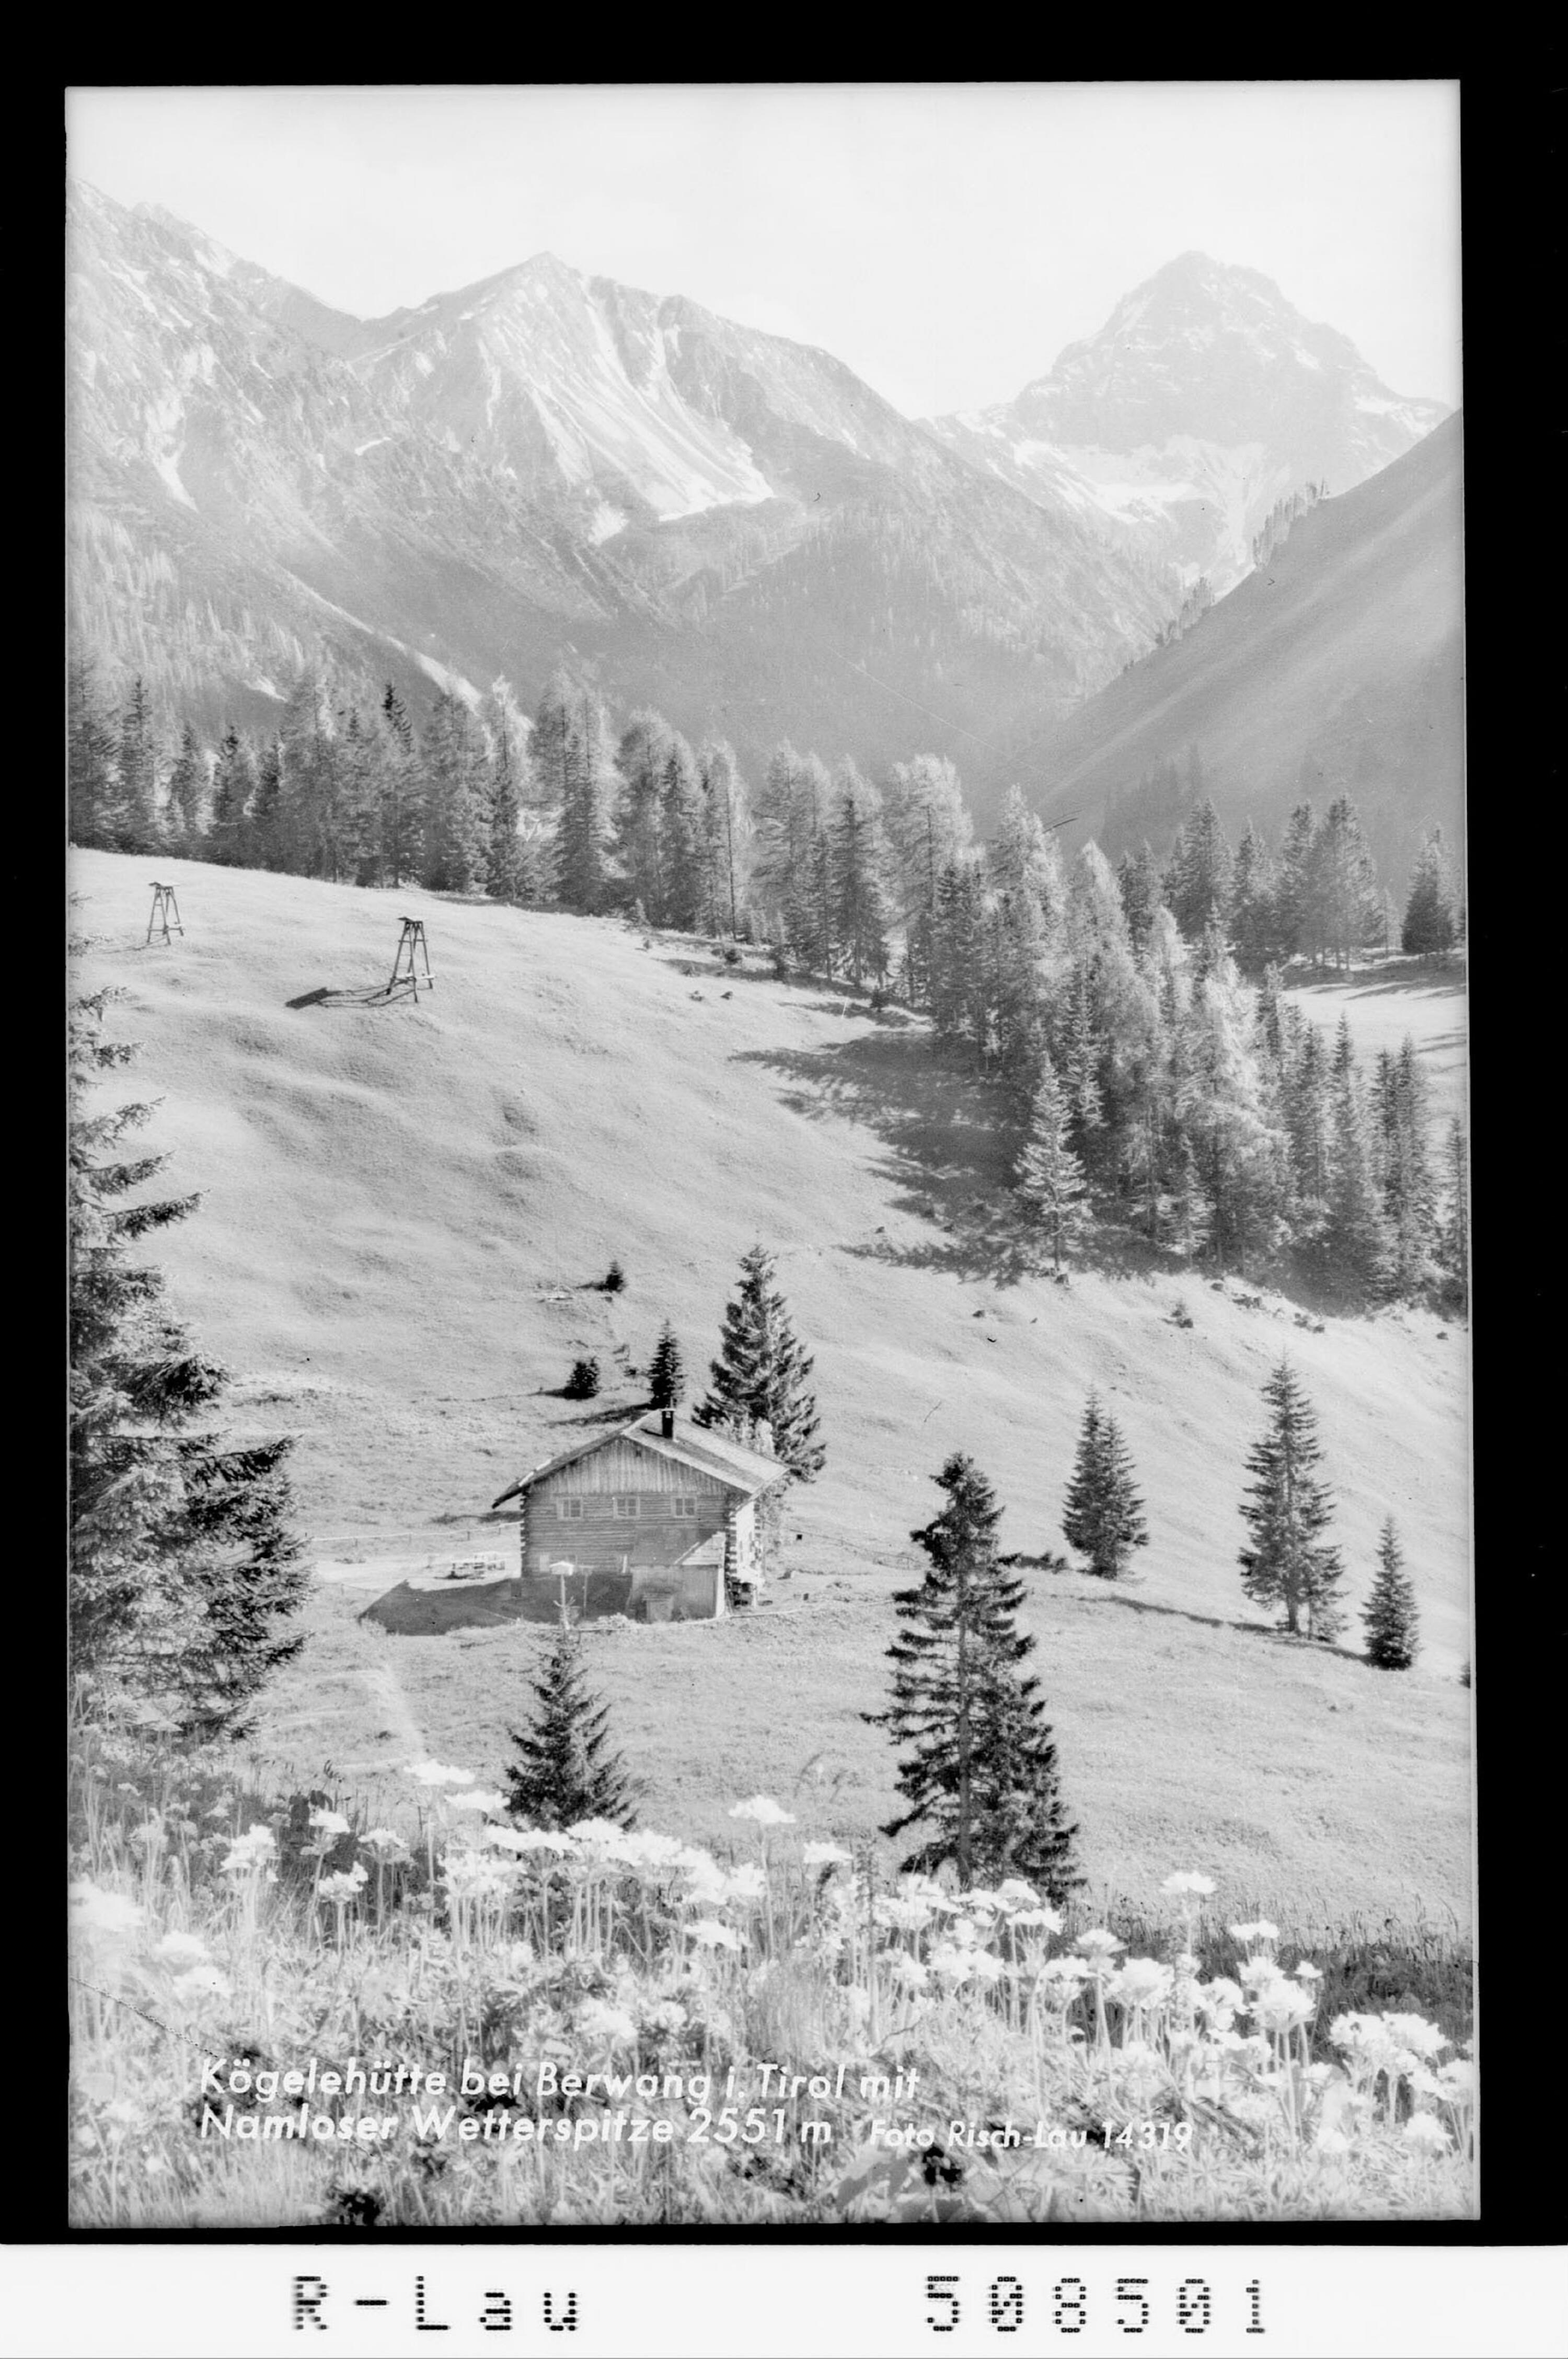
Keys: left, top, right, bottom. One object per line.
{"left": 1362, "top": 1516, "right": 1420, "bottom": 1669}
{"left": 552, "top": 690, "right": 614, "bottom": 912}
{"left": 165, "top": 726, "right": 205, "bottom": 851}
{"left": 863, "top": 1453, "right": 1080, "bottom": 1898}
{"left": 69, "top": 990, "right": 306, "bottom": 1736}
{"left": 647, "top": 1320, "right": 686, "bottom": 1413}
{"left": 1115, "top": 843, "right": 1160, "bottom": 954}
{"left": 693, "top": 1244, "right": 824, "bottom": 1480}
{"left": 421, "top": 690, "right": 487, "bottom": 892}
{"left": 483, "top": 690, "right": 534, "bottom": 903}
{"left": 114, "top": 677, "right": 160, "bottom": 853}
{"left": 659, "top": 736, "right": 706, "bottom": 931}
{"left": 1230, "top": 820, "right": 1279, "bottom": 973}
{"left": 1062, "top": 1391, "right": 1149, "bottom": 1578}
{"left": 1016, "top": 1052, "right": 1090, "bottom": 1272}
{"left": 505, "top": 1616, "right": 638, "bottom": 1830}
{"left": 378, "top": 685, "right": 422, "bottom": 887}
{"left": 68, "top": 660, "right": 119, "bottom": 848}
{"left": 1162, "top": 795, "right": 1233, "bottom": 941}
{"left": 1401, "top": 829, "right": 1458, "bottom": 957}
{"left": 1435, "top": 1119, "right": 1469, "bottom": 1317}
{"left": 207, "top": 728, "right": 255, "bottom": 867}
{"left": 1238, "top": 1359, "right": 1346, "bottom": 1640}
{"left": 1323, "top": 1017, "right": 1391, "bottom": 1292}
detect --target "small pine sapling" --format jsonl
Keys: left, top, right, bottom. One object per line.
{"left": 564, "top": 1356, "right": 601, "bottom": 1400}
{"left": 602, "top": 1261, "right": 626, "bottom": 1294}
{"left": 505, "top": 1617, "right": 638, "bottom": 1830}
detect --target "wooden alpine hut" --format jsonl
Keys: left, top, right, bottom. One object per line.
{"left": 489, "top": 1409, "right": 787, "bottom": 1623}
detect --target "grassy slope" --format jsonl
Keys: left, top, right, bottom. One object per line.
{"left": 72, "top": 851, "right": 1473, "bottom": 1924}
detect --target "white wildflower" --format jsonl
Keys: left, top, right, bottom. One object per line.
{"left": 689, "top": 1919, "right": 742, "bottom": 1951}
{"left": 1404, "top": 2112, "right": 1451, "bottom": 2150}
{"left": 729, "top": 1796, "right": 796, "bottom": 1826}
{"left": 1161, "top": 1871, "right": 1217, "bottom": 1898}
{"left": 171, "top": 1964, "right": 232, "bottom": 2005}
{"left": 152, "top": 1930, "right": 211, "bottom": 1964}
{"left": 578, "top": 2000, "right": 638, "bottom": 2044}
{"left": 802, "top": 1841, "right": 853, "bottom": 1869}
{"left": 70, "top": 1883, "right": 143, "bottom": 1937}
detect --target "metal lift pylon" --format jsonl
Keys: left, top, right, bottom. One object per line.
{"left": 146, "top": 881, "right": 184, "bottom": 946}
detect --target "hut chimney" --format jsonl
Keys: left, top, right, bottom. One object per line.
{"left": 660, "top": 1408, "right": 675, "bottom": 1440}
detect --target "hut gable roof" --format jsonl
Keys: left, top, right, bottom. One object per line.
{"left": 490, "top": 1413, "right": 783, "bottom": 1511}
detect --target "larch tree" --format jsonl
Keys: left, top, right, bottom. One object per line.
{"left": 1309, "top": 797, "right": 1382, "bottom": 971}
{"left": 1362, "top": 1516, "right": 1420, "bottom": 1669}
{"left": 505, "top": 1615, "right": 638, "bottom": 1830}
{"left": 884, "top": 754, "right": 974, "bottom": 1004}
{"left": 1062, "top": 1391, "right": 1149, "bottom": 1578}
{"left": 1238, "top": 1359, "right": 1347, "bottom": 1641}
{"left": 830, "top": 759, "right": 890, "bottom": 985}
{"left": 1015, "top": 1052, "right": 1090, "bottom": 1272}
{"left": 69, "top": 989, "right": 307, "bottom": 1738}
{"left": 697, "top": 739, "right": 751, "bottom": 937}
{"left": 694, "top": 1243, "right": 825, "bottom": 1481}
{"left": 864, "top": 1453, "right": 1081, "bottom": 1899}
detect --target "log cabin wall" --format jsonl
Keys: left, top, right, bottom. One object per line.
{"left": 524, "top": 1440, "right": 732, "bottom": 1576}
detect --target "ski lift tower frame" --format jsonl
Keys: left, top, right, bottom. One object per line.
{"left": 384, "top": 917, "right": 434, "bottom": 1004}
{"left": 146, "top": 881, "right": 184, "bottom": 945}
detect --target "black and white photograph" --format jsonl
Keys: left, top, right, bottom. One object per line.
{"left": 65, "top": 81, "right": 1473, "bottom": 2258}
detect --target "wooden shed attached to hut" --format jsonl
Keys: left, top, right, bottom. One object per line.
{"left": 490, "top": 1410, "right": 787, "bottom": 1622}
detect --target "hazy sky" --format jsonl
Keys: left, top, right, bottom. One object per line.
{"left": 67, "top": 84, "right": 1462, "bottom": 417}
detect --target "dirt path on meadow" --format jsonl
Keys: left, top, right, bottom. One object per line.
{"left": 356, "top": 1653, "right": 426, "bottom": 1761}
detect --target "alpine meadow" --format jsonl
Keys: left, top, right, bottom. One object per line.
{"left": 66, "top": 88, "right": 1470, "bottom": 2235}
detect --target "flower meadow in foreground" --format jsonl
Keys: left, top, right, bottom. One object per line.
{"left": 67, "top": 1758, "right": 1475, "bottom": 2228}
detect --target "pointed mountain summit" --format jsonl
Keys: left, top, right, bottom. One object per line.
{"left": 928, "top": 253, "right": 1448, "bottom": 587}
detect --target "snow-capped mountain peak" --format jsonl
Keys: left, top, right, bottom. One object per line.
{"left": 927, "top": 254, "right": 1448, "bottom": 587}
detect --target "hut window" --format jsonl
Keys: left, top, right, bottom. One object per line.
{"left": 673, "top": 1495, "right": 698, "bottom": 1517}
{"left": 554, "top": 1498, "right": 584, "bottom": 1520}
{"left": 612, "top": 1496, "right": 639, "bottom": 1518}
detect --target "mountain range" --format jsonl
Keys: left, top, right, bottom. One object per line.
{"left": 66, "top": 182, "right": 1449, "bottom": 802}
